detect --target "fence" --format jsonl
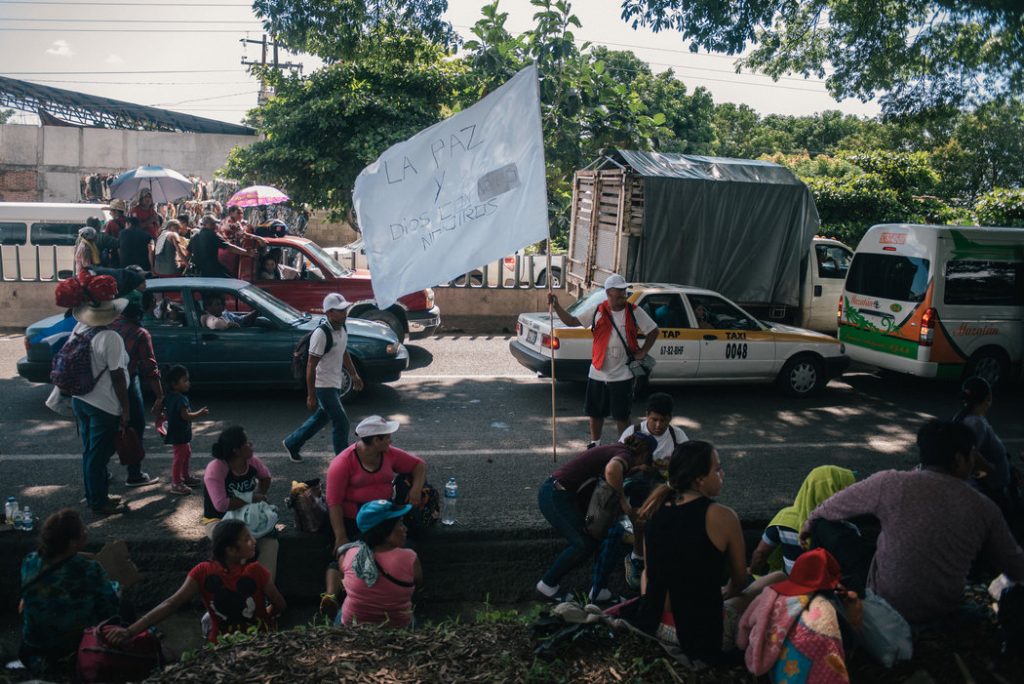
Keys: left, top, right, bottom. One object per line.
{"left": 0, "top": 244, "right": 567, "bottom": 290}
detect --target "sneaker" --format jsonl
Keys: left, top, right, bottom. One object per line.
{"left": 624, "top": 554, "right": 644, "bottom": 590}
{"left": 91, "top": 498, "right": 128, "bottom": 516}
{"left": 183, "top": 476, "right": 202, "bottom": 488}
{"left": 170, "top": 483, "right": 192, "bottom": 496}
{"left": 283, "top": 440, "right": 302, "bottom": 463}
{"left": 589, "top": 587, "right": 613, "bottom": 603}
{"left": 125, "top": 473, "right": 160, "bottom": 488}
{"left": 586, "top": 441, "right": 598, "bottom": 450}
{"left": 536, "top": 579, "right": 561, "bottom": 599}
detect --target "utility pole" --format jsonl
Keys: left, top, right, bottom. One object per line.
{"left": 241, "top": 35, "right": 303, "bottom": 105}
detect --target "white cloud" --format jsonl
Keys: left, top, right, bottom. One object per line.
{"left": 45, "top": 40, "right": 74, "bottom": 57}
{"left": 105, "top": 54, "right": 124, "bottom": 65}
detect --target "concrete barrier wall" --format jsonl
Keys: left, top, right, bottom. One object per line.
{"left": 0, "top": 280, "right": 577, "bottom": 332}
{"left": 0, "top": 123, "right": 257, "bottom": 202}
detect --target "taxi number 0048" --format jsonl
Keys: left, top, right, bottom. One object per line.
{"left": 725, "top": 343, "right": 748, "bottom": 359}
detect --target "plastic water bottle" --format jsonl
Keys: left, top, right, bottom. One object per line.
{"left": 11, "top": 508, "right": 23, "bottom": 531}
{"left": 5, "top": 497, "right": 18, "bottom": 526}
{"left": 19, "top": 506, "right": 33, "bottom": 532}
{"left": 442, "top": 477, "right": 458, "bottom": 526}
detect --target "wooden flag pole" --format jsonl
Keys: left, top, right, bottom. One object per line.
{"left": 546, "top": 240, "right": 557, "bottom": 462}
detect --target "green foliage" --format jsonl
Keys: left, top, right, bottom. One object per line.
{"left": 0, "top": 109, "right": 13, "bottom": 124}
{"left": 975, "top": 188, "right": 1024, "bottom": 227}
{"left": 252, "top": 0, "right": 457, "bottom": 62}
{"left": 223, "top": 27, "right": 464, "bottom": 215}
{"left": 618, "top": 0, "right": 1024, "bottom": 114}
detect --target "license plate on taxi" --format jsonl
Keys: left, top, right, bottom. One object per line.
{"left": 526, "top": 328, "right": 537, "bottom": 344}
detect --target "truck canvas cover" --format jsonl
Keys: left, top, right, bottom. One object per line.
{"left": 615, "top": 150, "right": 819, "bottom": 308}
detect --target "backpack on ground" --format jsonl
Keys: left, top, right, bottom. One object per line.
{"left": 291, "top": 321, "right": 334, "bottom": 380}
{"left": 50, "top": 327, "right": 106, "bottom": 396}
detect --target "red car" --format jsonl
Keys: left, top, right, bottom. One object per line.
{"left": 229, "top": 236, "right": 439, "bottom": 342}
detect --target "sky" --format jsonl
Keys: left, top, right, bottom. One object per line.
{"left": 0, "top": 0, "right": 881, "bottom": 127}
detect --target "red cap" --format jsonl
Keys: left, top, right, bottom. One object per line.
{"left": 772, "top": 548, "right": 842, "bottom": 597}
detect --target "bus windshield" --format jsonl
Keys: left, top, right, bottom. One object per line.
{"left": 846, "top": 253, "right": 931, "bottom": 303}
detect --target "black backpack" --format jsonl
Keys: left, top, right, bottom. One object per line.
{"left": 292, "top": 321, "right": 334, "bottom": 380}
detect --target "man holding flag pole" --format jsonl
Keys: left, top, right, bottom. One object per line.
{"left": 353, "top": 64, "right": 562, "bottom": 461}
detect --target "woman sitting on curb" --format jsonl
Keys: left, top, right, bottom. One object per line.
{"left": 107, "top": 519, "right": 286, "bottom": 645}
{"left": 202, "top": 426, "right": 278, "bottom": 581}
{"left": 18, "top": 509, "right": 120, "bottom": 673}
{"left": 337, "top": 499, "right": 423, "bottom": 628}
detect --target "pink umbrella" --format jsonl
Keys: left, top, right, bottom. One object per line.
{"left": 227, "top": 185, "right": 290, "bottom": 208}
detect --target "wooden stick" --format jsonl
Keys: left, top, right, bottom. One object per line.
{"left": 547, "top": 239, "right": 557, "bottom": 463}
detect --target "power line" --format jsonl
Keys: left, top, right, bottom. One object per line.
{"left": 2, "top": 69, "right": 240, "bottom": 74}
{"left": 0, "top": 17, "right": 260, "bottom": 23}
{"left": 18, "top": 79, "right": 255, "bottom": 85}
{"left": 0, "top": 1, "right": 251, "bottom": 5}
{"left": 0, "top": 27, "right": 254, "bottom": 32}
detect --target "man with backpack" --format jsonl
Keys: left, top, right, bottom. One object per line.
{"left": 282, "top": 293, "right": 363, "bottom": 463}
{"left": 548, "top": 274, "right": 660, "bottom": 447}
{"left": 54, "top": 282, "right": 132, "bottom": 515}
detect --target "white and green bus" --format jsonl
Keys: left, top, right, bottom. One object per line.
{"left": 839, "top": 223, "right": 1024, "bottom": 386}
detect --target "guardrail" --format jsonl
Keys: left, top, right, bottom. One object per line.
{"left": 0, "top": 245, "right": 70, "bottom": 282}
{"left": 1, "top": 244, "right": 566, "bottom": 290}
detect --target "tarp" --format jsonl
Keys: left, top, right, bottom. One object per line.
{"left": 615, "top": 150, "right": 819, "bottom": 308}
{"left": 353, "top": 65, "right": 548, "bottom": 309}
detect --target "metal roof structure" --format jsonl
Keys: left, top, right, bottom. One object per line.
{"left": 0, "top": 76, "right": 255, "bottom": 136}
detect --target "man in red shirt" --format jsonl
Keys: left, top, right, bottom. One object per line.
{"left": 103, "top": 199, "right": 128, "bottom": 266}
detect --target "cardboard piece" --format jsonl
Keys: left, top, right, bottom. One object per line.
{"left": 93, "top": 540, "right": 141, "bottom": 588}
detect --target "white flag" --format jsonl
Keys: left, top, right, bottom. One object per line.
{"left": 353, "top": 64, "right": 549, "bottom": 308}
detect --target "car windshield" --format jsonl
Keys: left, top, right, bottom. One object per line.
{"left": 238, "top": 284, "right": 307, "bottom": 323}
{"left": 566, "top": 287, "right": 611, "bottom": 317}
{"left": 846, "top": 253, "right": 931, "bottom": 303}
{"left": 304, "top": 241, "right": 353, "bottom": 277}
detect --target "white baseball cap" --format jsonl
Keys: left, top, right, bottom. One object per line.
{"left": 604, "top": 274, "right": 628, "bottom": 290}
{"left": 355, "top": 415, "right": 400, "bottom": 438}
{"left": 322, "top": 293, "right": 352, "bottom": 312}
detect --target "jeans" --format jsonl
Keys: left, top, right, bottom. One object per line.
{"left": 72, "top": 398, "right": 119, "bottom": 508}
{"left": 284, "top": 387, "right": 350, "bottom": 455}
{"left": 124, "top": 376, "right": 146, "bottom": 479}
{"left": 538, "top": 477, "right": 599, "bottom": 587}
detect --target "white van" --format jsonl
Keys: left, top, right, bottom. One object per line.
{"left": 0, "top": 202, "right": 110, "bottom": 280}
{"left": 839, "top": 223, "right": 1024, "bottom": 386}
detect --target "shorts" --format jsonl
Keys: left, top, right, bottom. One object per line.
{"left": 584, "top": 377, "right": 633, "bottom": 421}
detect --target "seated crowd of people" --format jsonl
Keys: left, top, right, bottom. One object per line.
{"left": 15, "top": 381, "right": 1024, "bottom": 680}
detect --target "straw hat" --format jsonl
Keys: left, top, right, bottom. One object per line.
{"left": 73, "top": 298, "right": 128, "bottom": 327}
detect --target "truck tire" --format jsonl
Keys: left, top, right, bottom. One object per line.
{"left": 359, "top": 308, "right": 406, "bottom": 343}
{"left": 777, "top": 354, "right": 826, "bottom": 397}
{"left": 964, "top": 347, "right": 1010, "bottom": 388}
{"left": 536, "top": 267, "right": 562, "bottom": 288}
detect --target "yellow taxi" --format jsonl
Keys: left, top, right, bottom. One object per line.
{"left": 510, "top": 283, "right": 850, "bottom": 396}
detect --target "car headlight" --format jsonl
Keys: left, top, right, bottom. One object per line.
{"left": 386, "top": 343, "right": 400, "bottom": 356}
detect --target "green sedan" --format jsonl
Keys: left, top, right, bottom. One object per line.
{"left": 17, "top": 278, "right": 409, "bottom": 401}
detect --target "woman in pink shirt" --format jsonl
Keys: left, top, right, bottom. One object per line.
{"left": 320, "top": 415, "right": 426, "bottom": 619}
{"left": 337, "top": 499, "right": 422, "bottom": 628}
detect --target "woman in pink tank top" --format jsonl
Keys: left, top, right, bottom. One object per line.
{"left": 337, "top": 499, "right": 422, "bottom": 628}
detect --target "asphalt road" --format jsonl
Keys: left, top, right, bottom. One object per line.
{"left": 1, "top": 332, "right": 1023, "bottom": 533}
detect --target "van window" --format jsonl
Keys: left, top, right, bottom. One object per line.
{"left": 0, "top": 222, "right": 26, "bottom": 245}
{"left": 944, "top": 260, "right": 1024, "bottom": 306}
{"left": 846, "top": 253, "right": 930, "bottom": 302}
{"left": 815, "top": 244, "right": 852, "bottom": 279}
{"left": 30, "top": 222, "right": 80, "bottom": 246}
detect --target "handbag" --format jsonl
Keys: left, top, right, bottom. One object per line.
{"left": 608, "top": 307, "right": 656, "bottom": 379}
{"left": 288, "top": 479, "right": 328, "bottom": 533}
{"left": 858, "top": 590, "right": 913, "bottom": 667}
{"left": 76, "top": 618, "right": 164, "bottom": 683}
{"left": 113, "top": 427, "right": 144, "bottom": 466}
{"left": 583, "top": 478, "right": 622, "bottom": 540}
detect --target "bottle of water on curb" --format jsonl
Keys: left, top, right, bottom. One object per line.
{"left": 19, "top": 506, "right": 33, "bottom": 532}
{"left": 442, "top": 477, "right": 458, "bottom": 526}
{"left": 5, "top": 497, "right": 18, "bottom": 526}
{"left": 11, "top": 507, "right": 23, "bottom": 531}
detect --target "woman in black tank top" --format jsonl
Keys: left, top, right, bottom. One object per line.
{"left": 631, "top": 440, "right": 751, "bottom": 665}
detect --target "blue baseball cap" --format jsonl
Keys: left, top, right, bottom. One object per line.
{"left": 356, "top": 499, "right": 411, "bottom": 533}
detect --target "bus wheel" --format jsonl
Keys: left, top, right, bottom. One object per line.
{"left": 964, "top": 348, "right": 1010, "bottom": 388}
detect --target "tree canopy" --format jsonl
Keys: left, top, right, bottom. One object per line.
{"left": 618, "top": 0, "right": 1024, "bottom": 113}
